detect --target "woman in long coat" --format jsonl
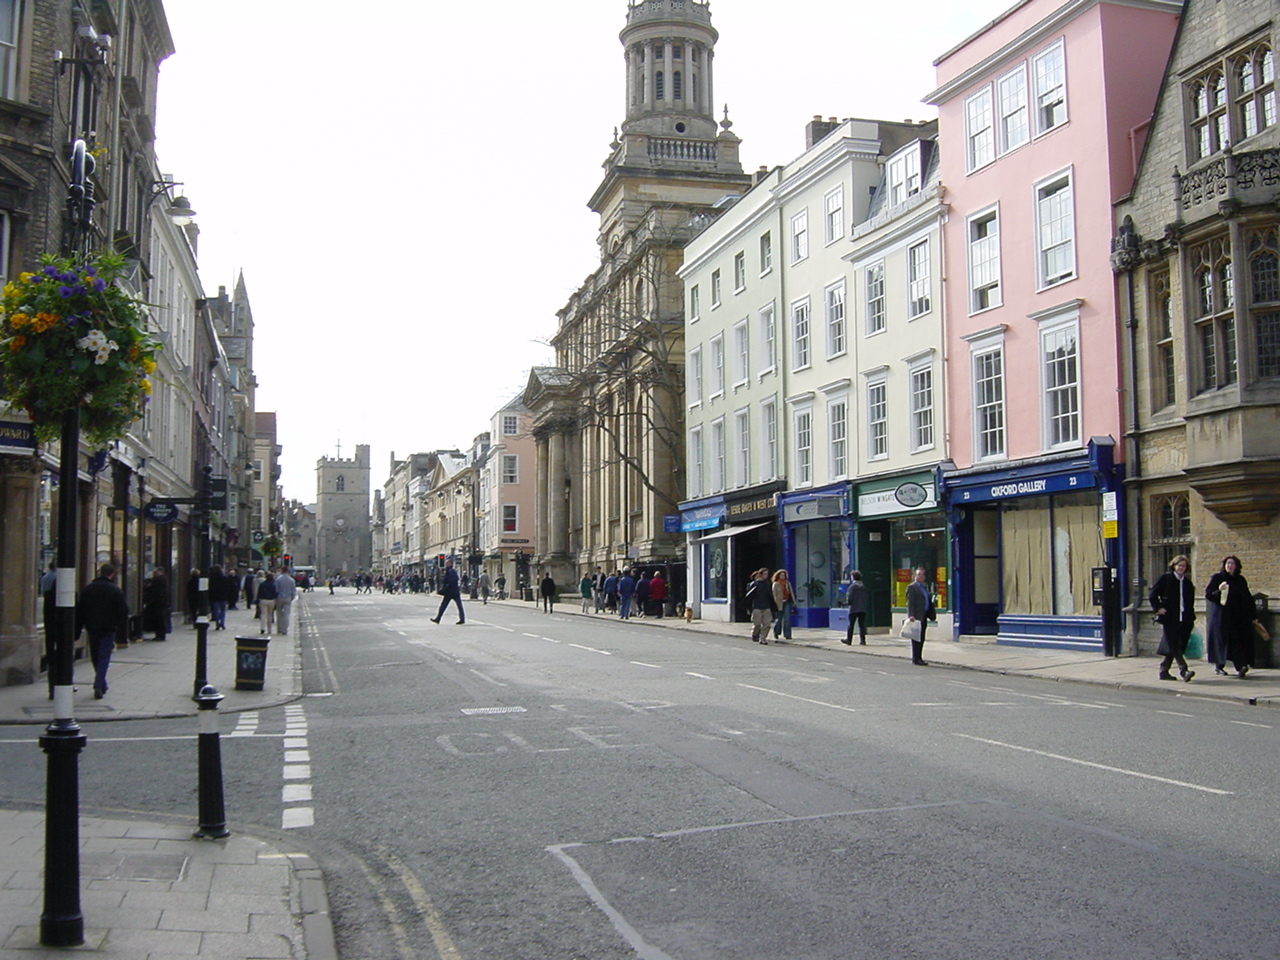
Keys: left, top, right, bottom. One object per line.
{"left": 143, "top": 568, "right": 171, "bottom": 642}
{"left": 1205, "top": 555, "right": 1260, "bottom": 678}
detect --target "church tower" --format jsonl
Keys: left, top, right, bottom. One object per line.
{"left": 315, "top": 444, "right": 372, "bottom": 576}
{"left": 590, "top": 0, "right": 750, "bottom": 257}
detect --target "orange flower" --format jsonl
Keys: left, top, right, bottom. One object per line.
{"left": 8, "top": 334, "right": 25, "bottom": 352}
{"left": 8, "top": 313, "right": 28, "bottom": 329}
{"left": 32, "top": 312, "right": 59, "bottom": 333}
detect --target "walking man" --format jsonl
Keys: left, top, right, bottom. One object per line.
{"left": 431, "top": 558, "right": 466, "bottom": 624}
{"left": 78, "top": 563, "right": 129, "bottom": 699}
{"left": 274, "top": 566, "right": 298, "bottom": 635}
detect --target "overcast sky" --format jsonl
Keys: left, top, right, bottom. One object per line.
{"left": 154, "top": 0, "right": 1016, "bottom": 502}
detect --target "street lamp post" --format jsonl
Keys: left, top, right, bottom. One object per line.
{"left": 38, "top": 138, "right": 95, "bottom": 948}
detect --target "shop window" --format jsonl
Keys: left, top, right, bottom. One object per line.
{"left": 702, "top": 538, "right": 728, "bottom": 601}
{"left": 1001, "top": 492, "right": 1100, "bottom": 616}
{"left": 890, "top": 515, "right": 948, "bottom": 611}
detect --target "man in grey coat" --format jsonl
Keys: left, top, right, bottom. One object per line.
{"left": 274, "top": 567, "right": 298, "bottom": 635}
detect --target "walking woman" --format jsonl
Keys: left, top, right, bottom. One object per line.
{"left": 844, "top": 570, "right": 867, "bottom": 645}
{"left": 1205, "top": 555, "right": 1261, "bottom": 678}
{"left": 771, "top": 569, "right": 794, "bottom": 641}
{"left": 1149, "top": 554, "right": 1195, "bottom": 682}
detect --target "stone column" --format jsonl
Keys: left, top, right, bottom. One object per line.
{"left": 0, "top": 454, "right": 42, "bottom": 686}
{"left": 535, "top": 435, "right": 549, "bottom": 560}
{"left": 548, "top": 430, "right": 568, "bottom": 558}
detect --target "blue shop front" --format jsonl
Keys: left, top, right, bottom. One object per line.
{"left": 939, "top": 439, "right": 1124, "bottom": 651}
{"left": 780, "top": 483, "right": 852, "bottom": 628}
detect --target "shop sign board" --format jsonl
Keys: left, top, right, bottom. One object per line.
{"left": 858, "top": 481, "right": 936, "bottom": 518}
{"left": 955, "top": 470, "right": 1096, "bottom": 503}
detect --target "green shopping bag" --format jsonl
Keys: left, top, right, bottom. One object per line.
{"left": 1186, "top": 629, "right": 1204, "bottom": 660}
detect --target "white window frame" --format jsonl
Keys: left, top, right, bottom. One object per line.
{"left": 791, "top": 297, "right": 811, "bottom": 370}
{"left": 689, "top": 283, "right": 700, "bottom": 322}
{"left": 886, "top": 146, "right": 921, "bottom": 207}
{"left": 825, "top": 280, "right": 846, "bottom": 358}
{"left": 710, "top": 269, "right": 722, "bottom": 308}
{"left": 791, "top": 209, "right": 809, "bottom": 263}
{"left": 688, "top": 426, "right": 704, "bottom": 499}
{"left": 1032, "top": 39, "right": 1068, "bottom": 136}
{"left": 733, "top": 251, "right": 746, "bottom": 292}
{"left": 967, "top": 206, "right": 1002, "bottom": 313}
{"left": 824, "top": 185, "right": 845, "bottom": 245}
{"left": 501, "top": 454, "right": 519, "bottom": 484}
{"left": 761, "top": 399, "right": 778, "bottom": 482}
{"left": 1035, "top": 168, "right": 1075, "bottom": 289}
{"left": 759, "top": 231, "right": 773, "bottom": 275}
{"left": 734, "top": 408, "right": 751, "bottom": 488}
{"left": 502, "top": 504, "right": 518, "bottom": 533}
{"left": 997, "top": 63, "right": 1030, "bottom": 154}
{"left": 688, "top": 345, "right": 703, "bottom": 407}
{"left": 710, "top": 417, "right": 726, "bottom": 493}
{"left": 865, "top": 261, "right": 886, "bottom": 335}
{"left": 793, "top": 407, "right": 813, "bottom": 486}
{"left": 908, "top": 240, "right": 931, "bottom": 318}
{"left": 0, "top": 0, "right": 19, "bottom": 100}
{"left": 732, "top": 319, "right": 749, "bottom": 386}
{"left": 828, "top": 396, "right": 849, "bottom": 479}
{"left": 971, "top": 336, "right": 1006, "bottom": 461}
{"left": 1040, "top": 314, "right": 1081, "bottom": 450}
{"left": 759, "top": 303, "right": 777, "bottom": 374}
{"left": 965, "top": 85, "right": 995, "bottom": 172}
{"left": 502, "top": 414, "right": 519, "bottom": 436}
{"left": 908, "top": 361, "right": 935, "bottom": 453}
{"left": 866, "top": 378, "right": 888, "bottom": 460}
{"left": 709, "top": 334, "right": 725, "bottom": 398}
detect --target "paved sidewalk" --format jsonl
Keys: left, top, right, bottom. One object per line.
{"left": 544, "top": 600, "right": 1280, "bottom": 709}
{"left": 0, "top": 599, "right": 337, "bottom": 960}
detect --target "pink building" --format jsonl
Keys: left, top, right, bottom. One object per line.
{"left": 926, "top": 0, "right": 1181, "bottom": 647}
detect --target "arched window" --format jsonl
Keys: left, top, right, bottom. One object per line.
{"left": 336, "top": 475, "right": 345, "bottom": 492}
{"left": 634, "top": 279, "right": 646, "bottom": 316}
{"left": 1248, "top": 226, "right": 1280, "bottom": 378}
{"left": 1150, "top": 493, "right": 1192, "bottom": 573}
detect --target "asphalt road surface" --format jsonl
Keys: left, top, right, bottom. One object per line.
{"left": 4, "top": 590, "right": 1279, "bottom": 959}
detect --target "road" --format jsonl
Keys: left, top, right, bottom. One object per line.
{"left": 4, "top": 591, "right": 1279, "bottom": 959}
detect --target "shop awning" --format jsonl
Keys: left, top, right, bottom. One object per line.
{"left": 693, "top": 521, "right": 770, "bottom": 543}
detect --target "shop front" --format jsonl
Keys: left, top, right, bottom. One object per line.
{"left": 681, "top": 482, "right": 785, "bottom": 623}
{"left": 780, "top": 483, "right": 851, "bottom": 629}
{"left": 850, "top": 473, "right": 949, "bottom": 637}
{"left": 940, "top": 439, "right": 1123, "bottom": 650}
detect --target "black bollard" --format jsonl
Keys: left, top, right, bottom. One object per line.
{"left": 193, "top": 685, "right": 229, "bottom": 839}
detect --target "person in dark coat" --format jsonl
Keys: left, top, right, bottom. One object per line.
{"left": 77, "top": 563, "right": 129, "bottom": 699}
{"left": 208, "top": 565, "right": 229, "bottom": 630}
{"left": 142, "top": 568, "right": 171, "bottom": 643}
{"left": 1149, "top": 554, "right": 1195, "bottom": 682}
{"left": 430, "top": 558, "right": 465, "bottom": 624}
{"left": 1205, "top": 555, "right": 1260, "bottom": 678}
{"left": 844, "top": 570, "right": 868, "bottom": 645}
{"left": 635, "top": 572, "right": 651, "bottom": 617}
{"left": 905, "top": 567, "right": 936, "bottom": 666}
{"left": 540, "top": 572, "right": 556, "bottom": 613}
{"left": 617, "top": 570, "right": 637, "bottom": 619}
{"left": 186, "top": 568, "right": 201, "bottom": 625}
{"left": 746, "top": 568, "right": 775, "bottom": 643}
{"left": 40, "top": 562, "right": 57, "bottom": 698}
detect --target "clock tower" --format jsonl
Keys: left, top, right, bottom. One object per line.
{"left": 315, "top": 443, "right": 372, "bottom": 576}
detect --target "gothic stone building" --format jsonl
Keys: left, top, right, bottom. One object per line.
{"left": 1112, "top": 0, "right": 1279, "bottom": 651}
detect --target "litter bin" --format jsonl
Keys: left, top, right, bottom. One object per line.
{"left": 234, "top": 635, "right": 271, "bottom": 690}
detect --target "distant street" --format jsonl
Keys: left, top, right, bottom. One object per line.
{"left": 5, "top": 590, "right": 1280, "bottom": 959}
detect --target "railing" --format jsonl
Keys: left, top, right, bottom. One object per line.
{"left": 647, "top": 137, "right": 718, "bottom": 163}
{"left": 1179, "top": 147, "right": 1280, "bottom": 213}
{"left": 626, "top": 0, "right": 712, "bottom": 26}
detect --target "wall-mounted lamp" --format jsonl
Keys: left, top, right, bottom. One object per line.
{"left": 149, "top": 180, "right": 197, "bottom": 226}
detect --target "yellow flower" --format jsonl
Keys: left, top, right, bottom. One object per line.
{"left": 8, "top": 313, "right": 28, "bottom": 329}
{"left": 141, "top": 378, "right": 152, "bottom": 395}
{"left": 18, "top": 272, "right": 36, "bottom": 283}
{"left": 142, "top": 358, "right": 156, "bottom": 374}
{"left": 2, "top": 283, "right": 15, "bottom": 298}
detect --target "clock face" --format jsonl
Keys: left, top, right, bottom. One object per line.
{"left": 335, "top": 518, "right": 346, "bottom": 527}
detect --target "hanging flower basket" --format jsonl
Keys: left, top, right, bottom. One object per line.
{"left": 0, "top": 251, "right": 160, "bottom": 446}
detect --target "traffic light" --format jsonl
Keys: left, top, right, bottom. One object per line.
{"left": 282, "top": 554, "right": 292, "bottom": 568}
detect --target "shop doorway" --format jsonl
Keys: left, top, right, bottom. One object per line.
{"left": 856, "top": 520, "right": 893, "bottom": 628}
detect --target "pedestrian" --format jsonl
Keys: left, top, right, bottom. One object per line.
{"left": 905, "top": 567, "right": 935, "bottom": 666}
{"left": 77, "top": 563, "right": 128, "bottom": 699}
{"left": 648, "top": 569, "right": 667, "bottom": 618}
{"left": 844, "top": 570, "right": 867, "bottom": 645}
{"left": 242, "top": 568, "right": 257, "bottom": 608}
{"left": 142, "top": 567, "right": 171, "bottom": 643}
{"left": 1205, "top": 555, "right": 1261, "bottom": 678}
{"left": 617, "top": 569, "right": 637, "bottom": 619}
{"left": 186, "top": 568, "right": 201, "bottom": 625}
{"left": 274, "top": 566, "right": 298, "bottom": 635}
{"left": 1150, "top": 554, "right": 1197, "bottom": 682}
{"left": 540, "top": 571, "right": 557, "bottom": 613}
{"left": 604, "top": 571, "right": 619, "bottom": 613}
{"left": 479, "top": 570, "right": 491, "bottom": 604}
{"left": 431, "top": 557, "right": 466, "bottom": 624}
{"left": 593, "top": 567, "right": 606, "bottom": 612}
{"left": 746, "top": 568, "right": 774, "bottom": 644}
{"left": 40, "top": 561, "right": 56, "bottom": 699}
{"left": 208, "top": 565, "right": 228, "bottom": 630}
{"left": 771, "top": 569, "right": 794, "bottom": 641}
{"left": 495, "top": 572, "right": 507, "bottom": 600}
{"left": 327, "top": 577, "right": 334, "bottom": 595}
{"left": 226, "top": 566, "right": 240, "bottom": 610}
{"left": 635, "top": 571, "right": 651, "bottom": 618}
{"left": 579, "top": 572, "right": 594, "bottom": 613}
{"left": 256, "top": 570, "right": 278, "bottom": 634}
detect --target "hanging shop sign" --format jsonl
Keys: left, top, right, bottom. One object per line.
{"left": 143, "top": 501, "right": 180, "bottom": 524}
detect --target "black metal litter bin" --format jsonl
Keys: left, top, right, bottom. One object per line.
{"left": 234, "top": 635, "right": 271, "bottom": 690}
